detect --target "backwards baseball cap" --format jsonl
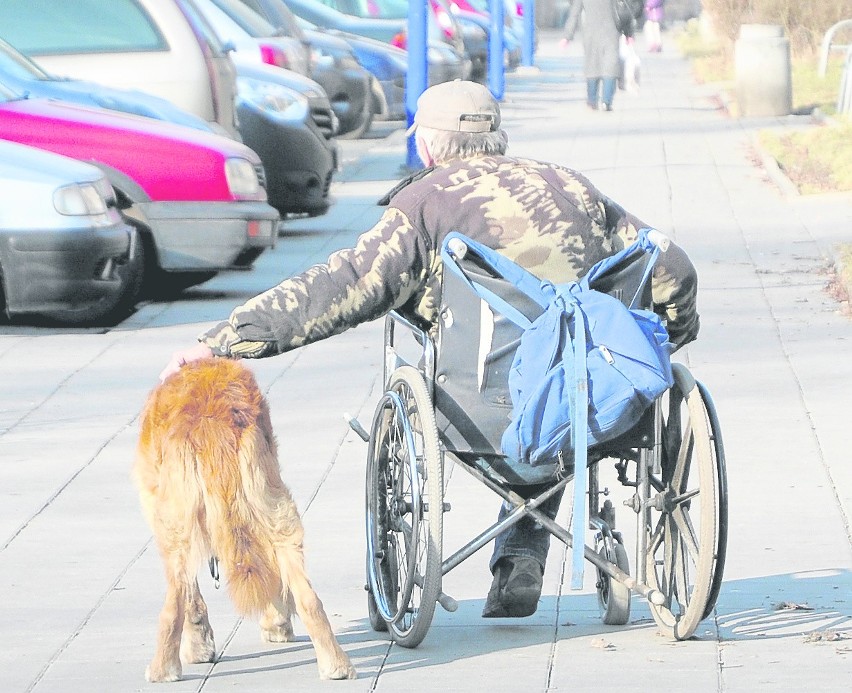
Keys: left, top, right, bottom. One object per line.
{"left": 406, "top": 80, "right": 500, "bottom": 136}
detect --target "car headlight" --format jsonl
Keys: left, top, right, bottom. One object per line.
{"left": 53, "top": 183, "right": 109, "bottom": 216}
{"left": 225, "top": 158, "right": 261, "bottom": 197}
{"left": 237, "top": 76, "right": 310, "bottom": 120}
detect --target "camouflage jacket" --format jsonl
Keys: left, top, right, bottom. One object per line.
{"left": 199, "top": 155, "right": 699, "bottom": 358}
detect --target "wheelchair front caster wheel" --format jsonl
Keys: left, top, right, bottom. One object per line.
{"left": 596, "top": 541, "right": 631, "bottom": 625}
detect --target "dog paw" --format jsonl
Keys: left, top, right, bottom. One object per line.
{"left": 261, "top": 624, "right": 295, "bottom": 643}
{"left": 180, "top": 641, "right": 216, "bottom": 664}
{"left": 319, "top": 657, "right": 357, "bottom": 680}
{"left": 145, "top": 662, "right": 182, "bottom": 683}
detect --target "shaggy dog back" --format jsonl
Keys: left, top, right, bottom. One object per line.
{"left": 134, "top": 358, "right": 355, "bottom": 682}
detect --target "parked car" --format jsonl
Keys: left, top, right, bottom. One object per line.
{"left": 0, "top": 0, "right": 241, "bottom": 139}
{"left": 240, "top": 0, "right": 408, "bottom": 121}
{"left": 235, "top": 61, "right": 338, "bottom": 216}
{"left": 0, "top": 80, "right": 279, "bottom": 297}
{"left": 198, "top": 0, "right": 372, "bottom": 138}
{"left": 300, "top": 26, "right": 376, "bottom": 137}
{"left": 283, "top": 0, "right": 469, "bottom": 83}
{"left": 432, "top": 0, "right": 488, "bottom": 82}
{"left": 168, "top": 0, "right": 341, "bottom": 216}
{"left": 0, "top": 37, "right": 212, "bottom": 133}
{"left": 450, "top": 0, "right": 525, "bottom": 72}
{"left": 195, "top": 0, "right": 311, "bottom": 75}
{"left": 0, "top": 139, "right": 137, "bottom": 326}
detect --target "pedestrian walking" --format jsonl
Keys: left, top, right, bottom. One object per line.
{"left": 562, "top": 0, "right": 638, "bottom": 110}
{"left": 644, "top": 0, "right": 665, "bottom": 52}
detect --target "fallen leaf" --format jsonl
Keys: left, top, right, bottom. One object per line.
{"left": 775, "top": 601, "right": 814, "bottom": 611}
{"left": 804, "top": 630, "right": 847, "bottom": 643}
{"left": 590, "top": 637, "right": 615, "bottom": 650}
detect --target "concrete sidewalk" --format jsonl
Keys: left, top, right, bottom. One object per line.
{"left": 1, "top": 28, "right": 851, "bottom": 692}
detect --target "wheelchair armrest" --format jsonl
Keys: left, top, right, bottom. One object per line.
{"left": 383, "top": 311, "right": 436, "bottom": 386}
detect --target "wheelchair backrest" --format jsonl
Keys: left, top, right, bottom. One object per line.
{"left": 432, "top": 237, "right": 659, "bottom": 463}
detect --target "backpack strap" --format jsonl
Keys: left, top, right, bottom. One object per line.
{"left": 442, "top": 244, "right": 533, "bottom": 330}
{"left": 554, "top": 290, "right": 589, "bottom": 590}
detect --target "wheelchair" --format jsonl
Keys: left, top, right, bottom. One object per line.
{"left": 351, "top": 233, "right": 728, "bottom": 648}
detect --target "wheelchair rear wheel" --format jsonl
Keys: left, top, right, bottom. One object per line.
{"left": 645, "top": 364, "right": 725, "bottom": 640}
{"left": 365, "top": 366, "right": 443, "bottom": 648}
{"left": 696, "top": 380, "right": 728, "bottom": 620}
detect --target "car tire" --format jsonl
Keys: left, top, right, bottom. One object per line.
{"left": 336, "top": 105, "right": 374, "bottom": 140}
{"left": 135, "top": 227, "right": 216, "bottom": 300}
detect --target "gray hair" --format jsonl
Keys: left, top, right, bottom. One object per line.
{"left": 417, "top": 125, "right": 509, "bottom": 164}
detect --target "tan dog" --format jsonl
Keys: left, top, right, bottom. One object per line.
{"left": 133, "top": 358, "right": 355, "bottom": 683}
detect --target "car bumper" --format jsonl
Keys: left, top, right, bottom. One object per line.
{"left": 138, "top": 200, "right": 279, "bottom": 272}
{"left": 0, "top": 219, "right": 133, "bottom": 316}
{"left": 238, "top": 101, "right": 336, "bottom": 217}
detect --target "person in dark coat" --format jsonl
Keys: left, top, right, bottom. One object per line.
{"left": 563, "top": 0, "right": 633, "bottom": 110}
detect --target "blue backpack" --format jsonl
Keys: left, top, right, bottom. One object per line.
{"left": 441, "top": 230, "right": 674, "bottom": 588}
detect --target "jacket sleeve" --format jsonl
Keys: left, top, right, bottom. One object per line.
{"left": 198, "top": 207, "right": 432, "bottom": 358}
{"left": 563, "top": 0, "right": 583, "bottom": 40}
{"left": 601, "top": 197, "right": 700, "bottom": 350}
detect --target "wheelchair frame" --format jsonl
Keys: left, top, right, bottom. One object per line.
{"left": 354, "top": 243, "right": 728, "bottom": 649}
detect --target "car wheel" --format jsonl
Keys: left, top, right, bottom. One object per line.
{"left": 147, "top": 270, "right": 217, "bottom": 298}
{"left": 135, "top": 227, "right": 216, "bottom": 300}
{"left": 336, "top": 103, "right": 374, "bottom": 140}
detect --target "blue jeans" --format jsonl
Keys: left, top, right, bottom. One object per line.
{"left": 488, "top": 484, "right": 565, "bottom": 573}
{"left": 587, "top": 77, "right": 616, "bottom": 108}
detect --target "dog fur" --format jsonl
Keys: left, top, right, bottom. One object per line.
{"left": 133, "top": 358, "right": 355, "bottom": 682}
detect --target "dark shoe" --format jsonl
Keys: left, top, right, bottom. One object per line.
{"left": 482, "top": 557, "right": 543, "bottom": 618}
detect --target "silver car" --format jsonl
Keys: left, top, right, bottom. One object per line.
{"left": 0, "top": 140, "right": 138, "bottom": 326}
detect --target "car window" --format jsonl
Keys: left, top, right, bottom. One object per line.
{"left": 0, "top": 0, "right": 167, "bottom": 55}
{"left": 239, "top": 0, "right": 305, "bottom": 40}
{"left": 205, "top": 0, "right": 279, "bottom": 36}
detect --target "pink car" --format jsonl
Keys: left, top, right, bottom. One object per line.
{"left": 0, "top": 80, "right": 279, "bottom": 297}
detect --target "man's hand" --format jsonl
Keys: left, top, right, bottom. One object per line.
{"left": 159, "top": 342, "right": 215, "bottom": 382}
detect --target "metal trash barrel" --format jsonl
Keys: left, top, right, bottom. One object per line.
{"left": 735, "top": 24, "right": 792, "bottom": 117}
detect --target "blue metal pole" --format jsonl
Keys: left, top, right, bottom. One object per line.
{"left": 406, "top": 1, "right": 428, "bottom": 170}
{"left": 488, "top": 0, "right": 505, "bottom": 99}
{"left": 522, "top": 0, "right": 535, "bottom": 67}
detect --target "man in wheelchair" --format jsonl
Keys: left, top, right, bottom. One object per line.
{"left": 162, "top": 80, "right": 700, "bottom": 620}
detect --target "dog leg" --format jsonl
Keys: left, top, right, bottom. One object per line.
{"left": 145, "top": 560, "right": 187, "bottom": 683}
{"left": 259, "top": 592, "right": 295, "bottom": 643}
{"left": 278, "top": 546, "right": 356, "bottom": 680}
{"left": 180, "top": 578, "right": 216, "bottom": 664}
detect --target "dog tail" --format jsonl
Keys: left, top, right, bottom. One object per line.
{"left": 193, "top": 417, "right": 282, "bottom": 617}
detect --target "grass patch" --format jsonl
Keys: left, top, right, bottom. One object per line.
{"left": 841, "top": 245, "right": 852, "bottom": 289}
{"left": 758, "top": 120, "right": 852, "bottom": 194}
